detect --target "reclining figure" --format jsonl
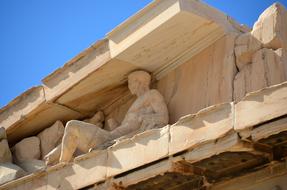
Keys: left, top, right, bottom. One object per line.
{"left": 45, "top": 70, "right": 169, "bottom": 163}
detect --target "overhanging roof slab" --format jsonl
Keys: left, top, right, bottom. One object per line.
{"left": 107, "top": 0, "right": 239, "bottom": 78}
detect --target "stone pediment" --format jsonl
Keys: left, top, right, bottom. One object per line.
{"left": 0, "top": 0, "right": 243, "bottom": 143}
{"left": 1, "top": 81, "right": 287, "bottom": 189}
{"left": 1, "top": 0, "right": 287, "bottom": 189}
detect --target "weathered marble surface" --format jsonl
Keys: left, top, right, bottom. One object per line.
{"left": 1, "top": 1, "right": 287, "bottom": 188}
{"left": 234, "top": 3, "right": 287, "bottom": 102}
{"left": 44, "top": 71, "right": 169, "bottom": 163}
{"left": 235, "top": 33, "right": 262, "bottom": 70}
{"left": 157, "top": 34, "right": 237, "bottom": 123}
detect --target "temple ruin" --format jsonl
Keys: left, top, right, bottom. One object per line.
{"left": 0, "top": 0, "right": 287, "bottom": 189}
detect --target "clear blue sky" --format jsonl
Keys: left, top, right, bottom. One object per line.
{"left": 0, "top": 0, "right": 287, "bottom": 108}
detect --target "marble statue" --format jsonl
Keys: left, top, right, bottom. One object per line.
{"left": 45, "top": 70, "right": 169, "bottom": 163}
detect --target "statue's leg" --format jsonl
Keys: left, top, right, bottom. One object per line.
{"left": 60, "top": 121, "right": 79, "bottom": 163}
{"left": 59, "top": 120, "right": 109, "bottom": 163}
{"left": 44, "top": 144, "right": 61, "bottom": 165}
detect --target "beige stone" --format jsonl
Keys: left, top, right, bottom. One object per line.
{"left": 0, "top": 162, "right": 26, "bottom": 185}
{"left": 103, "top": 94, "right": 135, "bottom": 131}
{"left": 275, "top": 48, "right": 287, "bottom": 80}
{"left": 17, "top": 159, "right": 46, "bottom": 174}
{"left": 235, "top": 33, "right": 262, "bottom": 70}
{"left": 83, "top": 111, "right": 105, "bottom": 126}
{"left": 251, "top": 3, "right": 287, "bottom": 49}
{"left": 0, "top": 139, "right": 12, "bottom": 163}
{"left": 251, "top": 48, "right": 286, "bottom": 88}
{"left": 13, "top": 136, "right": 41, "bottom": 163}
{"left": 234, "top": 48, "right": 286, "bottom": 102}
{"left": 47, "top": 150, "right": 107, "bottom": 190}
{"left": 235, "top": 82, "right": 287, "bottom": 132}
{"left": 1, "top": 1, "right": 287, "bottom": 189}
{"left": 45, "top": 71, "right": 169, "bottom": 163}
{"left": 0, "top": 0, "right": 242, "bottom": 145}
{"left": 233, "top": 64, "right": 252, "bottom": 102}
{"left": 0, "top": 128, "right": 12, "bottom": 163}
{"left": 106, "top": 126, "right": 169, "bottom": 178}
{"left": 43, "top": 144, "right": 61, "bottom": 166}
{"left": 157, "top": 34, "right": 237, "bottom": 123}
{"left": 169, "top": 103, "right": 233, "bottom": 156}
{"left": 0, "top": 127, "right": 7, "bottom": 140}
{"left": 108, "top": 0, "right": 237, "bottom": 73}
{"left": 37, "top": 120, "right": 64, "bottom": 159}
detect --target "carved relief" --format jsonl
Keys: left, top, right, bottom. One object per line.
{"left": 44, "top": 70, "right": 169, "bottom": 163}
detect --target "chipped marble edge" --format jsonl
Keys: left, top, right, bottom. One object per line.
{"left": 2, "top": 82, "right": 287, "bottom": 188}
{"left": 239, "top": 81, "right": 287, "bottom": 102}
{"left": 173, "top": 102, "right": 233, "bottom": 126}
{"left": 0, "top": 105, "right": 285, "bottom": 188}
{"left": 234, "top": 81, "right": 287, "bottom": 133}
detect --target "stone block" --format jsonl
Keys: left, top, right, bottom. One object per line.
{"left": 13, "top": 136, "right": 41, "bottom": 163}
{"left": 0, "top": 127, "right": 12, "bottom": 163}
{"left": 233, "top": 48, "right": 286, "bottom": 102}
{"left": 251, "top": 3, "right": 287, "bottom": 49}
{"left": 0, "top": 162, "right": 26, "bottom": 185}
{"left": 157, "top": 34, "right": 237, "bottom": 123}
{"left": 235, "top": 82, "right": 287, "bottom": 132}
{"left": 275, "top": 48, "right": 287, "bottom": 80}
{"left": 47, "top": 150, "right": 107, "bottom": 190}
{"left": 169, "top": 103, "right": 233, "bottom": 156}
{"left": 251, "top": 48, "right": 285, "bottom": 89}
{"left": 37, "top": 121, "right": 64, "bottom": 159}
{"left": 235, "top": 33, "right": 262, "bottom": 70}
{"left": 233, "top": 64, "right": 252, "bottom": 102}
{"left": 0, "top": 127, "right": 7, "bottom": 140}
{"left": 106, "top": 126, "right": 169, "bottom": 177}
{"left": 0, "top": 139, "right": 12, "bottom": 163}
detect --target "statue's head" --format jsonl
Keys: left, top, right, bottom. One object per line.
{"left": 128, "top": 70, "right": 151, "bottom": 96}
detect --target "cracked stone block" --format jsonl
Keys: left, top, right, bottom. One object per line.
{"left": 107, "top": 126, "right": 170, "bottom": 177}
{"left": 251, "top": 3, "right": 287, "bottom": 49}
{"left": 251, "top": 48, "right": 286, "bottom": 89}
{"left": 169, "top": 103, "right": 233, "bottom": 156}
{"left": 235, "top": 33, "right": 262, "bottom": 70}
{"left": 234, "top": 48, "right": 286, "bottom": 102}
